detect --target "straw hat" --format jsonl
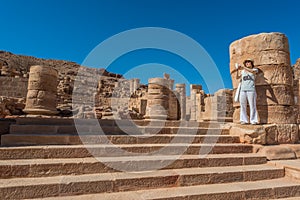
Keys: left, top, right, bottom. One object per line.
{"left": 243, "top": 58, "right": 254, "bottom": 65}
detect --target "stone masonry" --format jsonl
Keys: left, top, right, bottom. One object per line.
{"left": 293, "top": 58, "right": 300, "bottom": 123}
{"left": 175, "top": 83, "right": 186, "bottom": 120}
{"left": 229, "top": 32, "right": 299, "bottom": 146}
{"left": 1, "top": 34, "right": 300, "bottom": 199}
{"left": 23, "top": 65, "right": 59, "bottom": 115}
{"left": 190, "top": 84, "right": 202, "bottom": 121}
{"left": 201, "top": 89, "right": 233, "bottom": 122}
{"left": 145, "top": 77, "right": 172, "bottom": 120}
{"left": 230, "top": 32, "right": 295, "bottom": 124}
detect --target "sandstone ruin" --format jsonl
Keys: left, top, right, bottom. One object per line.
{"left": 0, "top": 32, "right": 300, "bottom": 199}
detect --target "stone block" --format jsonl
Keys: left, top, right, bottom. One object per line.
{"left": 231, "top": 64, "right": 293, "bottom": 90}
{"left": 229, "top": 123, "right": 298, "bottom": 144}
{"left": 256, "top": 64, "right": 293, "bottom": 86}
{"left": 229, "top": 124, "right": 267, "bottom": 144}
{"left": 0, "top": 119, "right": 15, "bottom": 135}
{"left": 148, "top": 78, "right": 170, "bottom": 88}
{"left": 233, "top": 105, "right": 296, "bottom": 124}
{"left": 190, "top": 84, "right": 202, "bottom": 90}
{"left": 258, "top": 146, "right": 296, "bottom": 160}
{"left": 256, "top": 84, "right": 294, "bottom": 106}
{"left": 230, "top": 33, "right": 290, "bottom": 73}
{"left": 257, "top": 105, "right": 296, "bottom": 124}
{"left": 288, "top": 145, "right": 300, "bottom": 158}
{"left": 230, "top": 32, "right": 289, "bottom": 55}
{"left": 232, "top": 84, "right": 294, "bottom": 107}
{"left": 28, "top": 79, "right": 58, "bottom": 92}
{"left": 277, "top": 124, "right": 299, "bottom": 144}
{"left": 264, "top": 124, "right": 278, "bottom": 144}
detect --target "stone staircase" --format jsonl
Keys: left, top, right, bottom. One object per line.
{"left": 0, "top": 118, "right": 300, "bottom": 199}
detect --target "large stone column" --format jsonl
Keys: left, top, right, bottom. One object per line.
{"left": 23, "top": 65, "right": 58, "bottom": 115}
{"left": 230, "top": 32, "right": 295, "bottom": 124}
{"left": 145, "top": 78, "right": 170, "bottom": 120}
{"left": 175, "top": 83, "right": 186, "bottom": 120}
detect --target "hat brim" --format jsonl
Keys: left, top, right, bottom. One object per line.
{"left": 243, "top": 60, "right": 254, "bottom": 65}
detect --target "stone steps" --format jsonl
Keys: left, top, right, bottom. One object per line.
{"left": 8, "top": 124, "right": 229, "bottom": 135}
{"left": 269, "top": 159, "right": 300, "bottom": 181}
{"left": 1, "top": 134, "right": 240, "bottom": 146}
{"left": 3, "top": 123, "right": 230, "bottom": 146}
{"left": 0, "top": 143, "right": 253, "bottom": 159}
{"left": 1, "top": 119, "right": 300, "bottom": 199}
{"left": 0, "top": 153, "right": 267, "bottom": 178}
{"left": 2, "top": 118, "right": 228, "bottom": 146}
{"left": 34, "top": 177, "right": 300, "bottom": 200}
{"left": 14, "top": 118, "right": 222, "bottom": 128}
{"left": 0, "top": 165, "right": 285, "bottom": 199}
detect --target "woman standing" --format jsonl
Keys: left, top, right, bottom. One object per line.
{"left": 236, "top": 59, "right": 259, "bottom": 125}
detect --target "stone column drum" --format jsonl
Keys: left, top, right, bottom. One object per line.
{"left": 175, "top": 83, "right": 186, "bottom": 120}
{"left": 230, "top": 32, "right": 295, "bottom": 124}
{"left": 168, "top": 90, "right": 179, "bottom": 120}
{"left": 23, "top": 65, "right": 59, "bottom": 115}
{"left": 129, "top": 78, "right": 140, "bottom": 95}
{"left": 190, "top": 84, "right": 202, "bottom": 121}
{"left": 145, "top": 78, "right": 171, "bottom": 120}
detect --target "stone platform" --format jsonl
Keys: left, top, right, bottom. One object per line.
{"left": 0, "top": 118, "right": 300, "bottom": 199}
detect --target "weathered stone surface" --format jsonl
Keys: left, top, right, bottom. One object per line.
{"left": 231, "top": 32, "right": 289, "bottom": 54}
{"left": 277, "top": 124, "right": 299, "bottom": 144}
{"left": 168, "top": 91, "right": 178, "bottom": 120}
{"left": 0, "top": 119, "right": 15, "bottom": 137}
{"left": 256, "top": 85, "right": 294, "bottom": 106}
{"left": 258, "top": 146, "right": 296, "bottom": 160}
{"left": 148, "top": 78, "right": 170, "bottom": 88}
{"left": 294, "top": 79, "right": 300, "bottom": 123}
{"left": 257, "top": 105, "right": 296, "bottom": 124}
{"left": 233, "top": 84, "right": 294, "bottom": 108}
{"left": 228, "top": 123, "right": 299, "bottom": 144}
{"left": 190, "top": 84, "right": 203, "bottom": 121}
{"left": 230, "top": 32, "right": 293, "bottom": 125}
{"left": 256, "top": 64, "right": 293, "bottom": 86}
{"left": 175, "top": 84, "right": 186, "bottom": 120}
{"left": 264, "top": 124, "right": 278, "bottom": 144}
{"left": 233, "top": 106, "right": 296, "bottom": 124}
{"left": 231, "top": 64, "right": 293, "bottom": 89}
{"left": 24, "top": 65, "right": 58, "bottom": 115}
{"left": 0, "top": 97, "right": 25, "bottom": 117}
{"left": 230, "top": 32, "right": 290, "bottom": 73}
{"left": 293, "top": 58, "right": 300, "bottom": 80}
{"left": 201, "top": 89, "right": 233, "bottom": 122}
{"left": 0, "top": 77, "right": 28, "bottom": 98}
{"left": 286, "top": 145, "right": 300, "bottom": 158}
{"left": 229, "top": 124, "right": 267, "bottom": 144}
{"left": 146, "top": 77, "right": 178, "bottom": 120}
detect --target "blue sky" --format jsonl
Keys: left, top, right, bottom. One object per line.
{"left": 1, "top": 0, "right": 299, "bottom": 94}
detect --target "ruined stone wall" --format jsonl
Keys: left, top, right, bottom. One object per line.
{"left": 0, "top": 51, "right": 125, "bottom": 118}
{"left": 200, "top": 89, "right": 233, "bottom": 122}
{"left": 0, "top": 77, "right": 28, "bottom": 98}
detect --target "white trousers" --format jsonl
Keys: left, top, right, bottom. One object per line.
{"left": 239, "top": 90, "right": 258, "bottom": 124}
